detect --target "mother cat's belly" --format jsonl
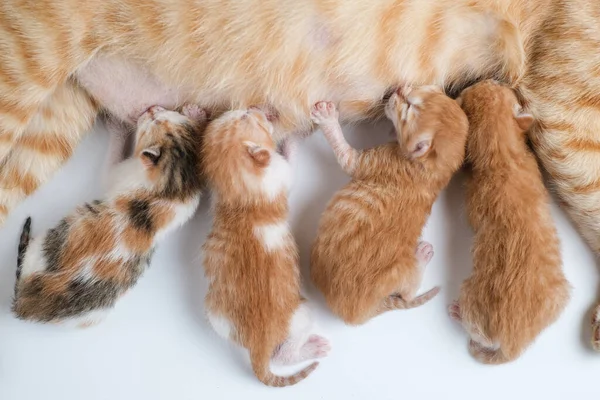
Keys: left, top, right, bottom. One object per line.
{"left": 75, "top": 54, "right": 389, "bottom": 137}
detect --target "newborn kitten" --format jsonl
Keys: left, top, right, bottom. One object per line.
{"left": 310, "top": 86, "right": 468, "bottom": 325}
{"left": 12, "top": 105, "right": 205, "bottom": 326}
{"left": 201, "top": 108, "right": 330, "bottom": 387}
{"left": 450, "top": 80, "right": 570, "bottom": 364}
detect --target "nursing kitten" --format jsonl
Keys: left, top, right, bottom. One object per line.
{"left": 0, "top": 0, "right": 534, "bottom": 226}
{"left": 310, "top": 86, "right": 468, "bottom": 325}
{"left": 450, "top": 80, "right": 570, "bottom": 364}
{"left": 12, "top": 105, "right": 205, "bottom": 326}
{"left": 202, "top": 108, "right": 330, "bottom": 387}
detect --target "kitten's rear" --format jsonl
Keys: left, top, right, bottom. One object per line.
{"left": 452, "top": 80, "right": 570, "bottom": 364}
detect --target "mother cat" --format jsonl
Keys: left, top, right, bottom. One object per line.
{"left": 2, "top": 0, "right": 600, "bottom": 348}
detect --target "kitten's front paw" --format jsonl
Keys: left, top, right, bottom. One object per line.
{"left": 182, "top": 103, "right": 207, "bottom": 122}
{"left": 311, "top": 101, "right": 339, "bottom": 125}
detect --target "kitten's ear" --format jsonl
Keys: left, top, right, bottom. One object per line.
{"left": 408, "top": 133, "right": 433, "bottom": 160}
{"left": 141, "top": 145, "right": 161, "bottom": 167}
{"left": 244, "top": 141, "right": 271, "bottom": 167}
{"left": 515, "top": 112, "right": 534, "bottom": 131}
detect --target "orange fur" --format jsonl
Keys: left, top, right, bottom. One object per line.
{"left": 310, "top": 86, "right": 468, "bottom": 325}
{"left": 452, "top": 80, "right": 571, "bottom": 364}
{"left": 202, "top": 109, "right": 328, "bottom": 387}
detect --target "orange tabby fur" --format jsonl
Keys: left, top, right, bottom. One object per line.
{"left": 3, "top": 0, "right": 600, "bottom": 346}
{"left": 310, "top": 86, "right": 468, "bottom": 325}
{"left": 202, "top": 108, "right": 329, "bottom": 387}
{"left": 451, "top": 80, "right": 571, "bottom": 364}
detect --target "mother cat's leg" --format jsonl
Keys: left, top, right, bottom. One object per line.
{"left": 0, "top": 81, "right": 98, "bottom": 224}
{"left": 519, "top": 0, "right": 600, "bottom": 350}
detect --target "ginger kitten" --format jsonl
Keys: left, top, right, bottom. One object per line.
{"left": 310, "top": 86, "right": 468, "bottom": 325}
{"left": 12, "top": 105, "right": 205, "bottom": 326}
{"left": 450, "top": 80, "right": 571, "bottom": 364}
{"left": 201, "top": 108, "right": 330, "bottom": 387}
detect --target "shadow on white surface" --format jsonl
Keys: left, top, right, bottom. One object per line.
{"left": 0, "top": 120, "right": 599, "bottom": 399}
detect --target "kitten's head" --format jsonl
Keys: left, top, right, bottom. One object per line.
{"left": 457, "top": 80, "right": 534, "bottom": 160}
{"left": 134, "top": 106, "right": 204, "bottom": 199}
{"left": 202, "top": 108, "right": 291, "bottom": 204}
{"left": 385, "top": 85, "right": 469, "bottom": 165}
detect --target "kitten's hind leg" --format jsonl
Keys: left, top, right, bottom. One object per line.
{"left": 311, "top": 102, "right": 359, "bottom": 175}
{"left": 272, "top": 303, "right": 331, "bottom": 366}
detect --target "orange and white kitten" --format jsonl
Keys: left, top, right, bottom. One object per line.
{"left": 201, "top": 108, "right": 330, "bottom": 387}
{"left": 310, "top": 86, "right": 468, "bottom": 325}
{"left": 450, "top": 80, "right": 570, "bottom": 364}
{"left": 12, "top": 105, "right": 205, "bottom": 326}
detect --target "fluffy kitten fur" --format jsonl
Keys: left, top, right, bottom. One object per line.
{"left": 12, "top": 105, "right": 204, "bottom": 326}
{"left": 450, "top": 80, "right": 571, "bottom": 364}
{"left": 310, "top": 86, "right": 468, "bottom": 325}
{"left": 201, "top": 108, "right": 330, "bottom": 387}
{"left": 4, "top": 0, "right": 600, "bottom": 348}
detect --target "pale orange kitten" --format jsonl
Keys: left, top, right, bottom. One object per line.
{"left": 201, "top": 108, "right": 330, "bottom": 387}
{"left": 310, "top": 86, "right": 468, "bottom": 325}
{"left": 450, "top": 80, "right": 571, "bottom": 364}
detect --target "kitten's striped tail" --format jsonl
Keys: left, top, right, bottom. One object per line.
{"left": 16, "top": 217, "right": 32, "bottom": 282}
{"left": 250, "top": 345, "right": 318, "bottom": 387}
{"left": 382, "top": 286, "right": 441, "bottom": 311}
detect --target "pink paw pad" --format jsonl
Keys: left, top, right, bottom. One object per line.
{"left": 448, "top": 301, "right": 462, "bottom": 322}
{"left": 310, "top": 101, "right": 338, "bottom": 124}
{"left": 415, "top": 241, "right": 434, "bottom": 265}
{"left": 182, "top": 104, "right": 207, "bottom": 122}
{"left": 301, "top": 335, "right": 331, "bottom": 359}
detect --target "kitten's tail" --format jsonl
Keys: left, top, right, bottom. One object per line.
{"left": 250, "top": 345, "right": 318, "bottom": 387}
{"left": 383, "top": 286, "right": 441, "bottom": 310}
{"left": 16, "top": 217, "right": 32, "bottom": 282}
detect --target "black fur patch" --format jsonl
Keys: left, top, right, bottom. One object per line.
{"left": 160, "top": 123, "right": 204, "bottom": 199}
{"left": 128, "top": 199, "right": 153, "bottom": 233}
{"left": 16, "top": 217, "right": 32, "bottom": 281}
{"left": 84, "top": 200, "right": 103, "bottom": 215}
{"left": 43, "top": 219, "right": 70, "bottom": 272}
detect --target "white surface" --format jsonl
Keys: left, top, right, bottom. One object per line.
{"left": 1, "top": 120, "right": 599, "bottom": 399}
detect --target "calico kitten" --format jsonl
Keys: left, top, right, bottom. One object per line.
{"left": 12, "top": 105, "right": 205, "bottom": 326}
{"left": 449, "top": 80, "right": 570, "bottom": 364}
{"left": 310, "top": 86, "right": 468, "bottom": 325}
{"left": 202, "top": 108, "right": 330, "bottom": 387}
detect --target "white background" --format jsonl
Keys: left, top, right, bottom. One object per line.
{"left": 0, "top": 120, "right": 598, "bottom": 399}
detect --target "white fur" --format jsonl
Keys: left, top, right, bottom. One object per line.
{"left": 207, "top": 311, "right": 233, "bottom": 340}
{"left": 19, "top": 236, "right": 48, "bottom": 279}
{"left": 154, "top": 195, "right": 201, "bottom": 244}
{"left": 106, "top": 158, "right": 151, "bottom": 197}
{"left": 271, "top": 303, "right": 331, "bottom": 366}
{"left": 253, "top": 222, "right": 290, "bottom": 252}
{"left": 260, "top": 153, "right": 292, "bottom": 200}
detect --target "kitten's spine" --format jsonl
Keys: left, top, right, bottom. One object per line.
{"left": 250, "top": 345, "right": 318, "bottom": 387}
{"left": 383, "top": 286, "right": 440, "bottom": 310}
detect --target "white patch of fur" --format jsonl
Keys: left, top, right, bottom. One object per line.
{"left": 19, "top": 236, "right": 48, "bottom": 279}
{"left": 106, "top": 158, "right": 151, "bottom": 197}
{"left": 253, "top": 222, "right": 290, "bottom": 252}
{"left": 154, "top": 195, "right": 201, "bottom": 244}
{"left": 260, "top": 153, "right": 292, "bottom": 200}
{"left": 207, "top": 311, "right": 233, "bottom": 340}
